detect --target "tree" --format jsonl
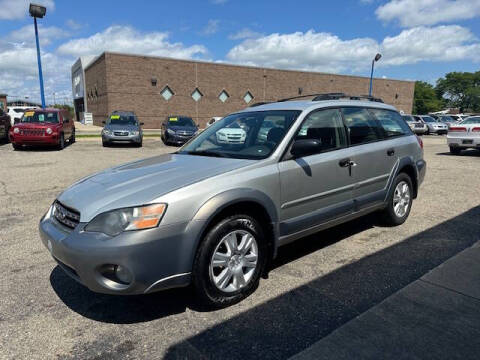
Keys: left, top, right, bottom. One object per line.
{"left": 436, "top": 71, "right": 480, "bottom": 112}
{"left": 413, "top": 81, "right": 443, "bottom": 114}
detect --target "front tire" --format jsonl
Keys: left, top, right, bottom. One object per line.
{"left": 12, "top": 143, "right": 22, "bottom": 151}
{"left": 70, "top": 129, "right": 75, "bottom": 143}
{"left": 192, "top": 214, "right": 267, "bottom": 308}
{"left": 449, "top": 146, "right": 461, "bottom": 155}
{"left": 381, "top": 173, "right": 413, "bottom": 226}
{"left": 57, "top": 133, "right": 65, "bottom": 150}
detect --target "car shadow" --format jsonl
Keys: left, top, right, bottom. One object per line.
{"left": 436, "top": 150, "right": 480, "bottom": 157}
{"left": 13, "top": 140, "right": 75, "bottom": 152}
{"left": 163, "top": 206, "right": 480, "bottom": 360}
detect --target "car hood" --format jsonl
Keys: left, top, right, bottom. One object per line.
{"left": 167, "top": 125, "right": 197, "bottom": 133}
{"left": 57, "top": 154, "right": 253, "bottom": 222}
{"left": 104, "top": 124, "right": 139, "bottom": 131}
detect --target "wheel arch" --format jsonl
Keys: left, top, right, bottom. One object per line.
{"left": 188, "top": 188, "right": 279, "bottom": 273}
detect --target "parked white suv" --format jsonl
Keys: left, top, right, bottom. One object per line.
{"left": 8, "top": 106, "right": 39, "bottom": 126}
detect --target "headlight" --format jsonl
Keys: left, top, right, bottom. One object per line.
{"left": 102, "top": 129, "right": 110, "bottom": 135}
{"left": 13, "top": 127, "right": 19, "bottom": 134}
{"left": 46, "top": 128, "right": 53, "bottom": 135}
{"left": 130, "top": 131, "right": 139, "bottom": 136}
{"left": 85, "top": 203, "right": 167, "bottom": 236}
{"left": 167, "top": 129, "right": 175, "bottom": 135}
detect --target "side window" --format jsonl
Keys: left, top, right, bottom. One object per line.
{"left": 342, "top": 107, "right": 383, "bottom": 145}
{"left": 295, "top": 108, "right": 347, "bottom": 153}
{"left": 370, "top": 109, "right": 411, "bottom": 137}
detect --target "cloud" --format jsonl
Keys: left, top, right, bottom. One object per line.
{"left": 57, "top": 25, "right": 208, "bottom": 59}
{"left": 0, "top": 0, "right": 55, "bottom": 20}
{"left": 201, "top": 19, "right": 220, "bottom": 36}
{"left": 8, "top": 24, "right": 70, "bottom": 46}
{"left": 226, "top": 26, "right": 480, "bottom": 73}
{"left": 381, "top": 25, "right": 480, "bottom": 65}
{"left": 227, "top": 30, "right": 380, "bottom": 73}
{"left": 376, "top": 0, "right": 480, "bottom": 27}
{"left": 228, "top": 28, "right": 263, "bottom": 40}
{"left": 66, "top": 19, "right": 83, "bottom": 30}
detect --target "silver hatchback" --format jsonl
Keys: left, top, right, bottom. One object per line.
{"left": 40, "top": 97, "right": 426, "bottom": 307}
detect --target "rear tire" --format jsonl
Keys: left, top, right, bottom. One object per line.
{"left": 449, "top": 146, "right": 461, "bottom": 155}
{"left": 380, "top": 173, "right": 413, "bottom": 226}
{"left": 192, "top": 214, "right": 267, "bottom": 308}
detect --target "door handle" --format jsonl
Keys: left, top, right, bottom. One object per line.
{"left": 387, "top": 148, "right": 395, "bottom": 156}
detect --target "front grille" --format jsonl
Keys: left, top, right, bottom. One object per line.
{"left": 53, "top": 201, "right": 80, "bottom": 229}
{"left": 177, "top": 131, "right": 193, "bottom": 136}
{"left": 114, "top": 131, "right": 129, "bottom": 136}
{"left": 21, "top": 129, "right": 44, "bottom": 136}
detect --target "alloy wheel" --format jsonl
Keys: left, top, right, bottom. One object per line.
{"left": 393, "top": 180, "right": 411, "bottom": 218}
{"left": 209, "top": 230, "right": 258, "bottom": 293}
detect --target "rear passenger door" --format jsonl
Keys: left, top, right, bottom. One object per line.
{"left": 342, "top": 107, "right": 397, "bottom": 210}
{"left": 278, "top": 108, "right": 357, "bottom": 237}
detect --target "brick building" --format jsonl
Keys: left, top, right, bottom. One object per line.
{"left": 82, "top": 52, "right": 415, "bottom": 128}
{"left": 0, "top": 94, "right": 7, "bottom": 111}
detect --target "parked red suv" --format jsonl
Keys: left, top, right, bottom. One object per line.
{"left": 9, "top": 108, "right": 75, "bottom": 150}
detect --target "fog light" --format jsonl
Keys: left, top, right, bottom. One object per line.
{"left": 114, "top": 265, "right": 132, "bottom": 284}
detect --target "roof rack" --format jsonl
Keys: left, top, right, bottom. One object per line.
{"left": 311, "top": 93, "right": 384, "bottom": 103}
{"left": 249, "top": 102, "right": 272, "bottom": 107}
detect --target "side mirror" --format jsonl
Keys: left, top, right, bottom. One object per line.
{"left": 290, "top": 139, "right": 321, "bottom": 158}
{"left": 14, "top": 118, "right": 20, "bottom": 124}
{"left": 140, "top": 122, "right": 144, "bottom": 126}
{"left": 102, "top": 120, "right": 106, "bottom": 124}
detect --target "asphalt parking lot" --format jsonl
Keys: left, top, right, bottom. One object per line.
{"left": 1, "top": 136, "right": 479, "bottom": 359}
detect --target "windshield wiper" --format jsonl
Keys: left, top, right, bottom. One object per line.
{"left": 183, "top": 150, "right": 230, "bottom": 158}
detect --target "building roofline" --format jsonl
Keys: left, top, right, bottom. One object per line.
{"left": 84, "top": 51, "right": 415, "bottom": 84}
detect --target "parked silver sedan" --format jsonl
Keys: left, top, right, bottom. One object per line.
{"left": 415, "top": 115, "right": 448, "bottom": 135}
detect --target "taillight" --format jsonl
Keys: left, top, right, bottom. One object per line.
{"left": 472, "top": 127, "right": 480, "bottom": 132}
{"left": 449, "top": 127, "right": 467, "bottom": 132}
{"left": 416, "top": 135, "right": 423, "bottom": 149}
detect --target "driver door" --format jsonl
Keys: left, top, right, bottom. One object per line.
{"left": 278, "top": 108, "right": 356, "bottom": 239}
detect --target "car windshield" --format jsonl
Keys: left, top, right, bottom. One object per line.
{"left": 402, "top": 115, "right": 415, "bottom": 122}
{"left": 178, "top": 110, "right": 301, "bottom": 160}
{"left": 461, "top": 117, "right": 480, "bottom": 124}
{"left": 108, "top": 114, "right": 137, "bottom": 125}
{"left": 439, "top": 116, "right": 453, "bottom": 122}
{"left": 168, "top": 117, "right": 195, "bottom": 127}
{"left": 422, "top": 116, "right": 436, "bottom": 123}
{"left": 21, "top": 111, "right": 59, "bottom": 124}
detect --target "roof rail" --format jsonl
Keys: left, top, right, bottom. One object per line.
{"left": 312, "top": 93, "right": 384, "bottom": 103}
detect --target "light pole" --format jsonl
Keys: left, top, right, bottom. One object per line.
{"left": 29, "top": 3, "right": 47, "bottom": 109}
{"left": 369, "top": 53, "right": 382, "bottom": 97}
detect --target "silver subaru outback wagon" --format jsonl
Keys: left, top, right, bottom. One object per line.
{"left": 39, "top": 95, "right": 426, "bottom": 307}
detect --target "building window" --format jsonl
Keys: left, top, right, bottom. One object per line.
{"left": 192, "top": 88, "right": 203, "bottom": 102}
{"left": 243, "top": 91, "right": 253, "bottom": 104}
{"left": 219, "top": 90, "right": 229, "bottom": 103}
{"left": 161, "top": 86, "right": 174, "bottom": 101}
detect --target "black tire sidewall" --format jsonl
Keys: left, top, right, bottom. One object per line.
{"left": 385, "top": 173, "right": 413, "bottom": 225}
{"left": 193, "top": 214, "right": 267, "bottom": 308}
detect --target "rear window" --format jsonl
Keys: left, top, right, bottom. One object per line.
{"left": 22, "top": 111, "right": 59, "bottom": 124}
{"left": 371, "top": 109, "right": 411, "bottom": 138}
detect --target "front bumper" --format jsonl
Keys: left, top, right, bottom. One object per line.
{"left": 447, "top": 135, "right": 480, "bottom": 149}
{"left": 103, "top": 133, "right": 142, "bottom": 143}
{"left": 166, "top": 133, "right": 194, "bottom": 145}
{"left": 430, "top": 127, "right": 448, "bottom": 134}
{"left": 39, "top": 210, "right": 200, "bottom": 295}
{"left": 10, "top": 133, "right": 59, "bottom": 145}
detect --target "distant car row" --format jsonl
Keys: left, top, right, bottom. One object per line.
{"left": 5, "top": 108, "right": 480, "bottom": 156}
